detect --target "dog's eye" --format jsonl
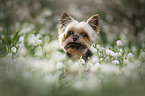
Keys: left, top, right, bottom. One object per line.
{"left": 68, "top": 31, "right": 74, "bottom": 35}
{"left": 81, "top": 33, "right": 87, "bottom": 37}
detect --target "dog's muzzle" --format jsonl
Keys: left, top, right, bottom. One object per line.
{"left": 64, "top": 42, "right": 87, "bottom": 50}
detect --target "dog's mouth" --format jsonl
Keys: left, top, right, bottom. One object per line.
{"left": 65, "top": 42, "right": 87, "bottom": 50}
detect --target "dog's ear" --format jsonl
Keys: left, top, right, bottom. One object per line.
{"left": 60, "top": 12, "right": 73, "bottom": 26}
{"left": 87, "top": 14, "right": 99, "bottom": 31}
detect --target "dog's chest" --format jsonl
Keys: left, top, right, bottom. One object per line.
{"left": 67, "top": 48, "right": 86, "bottom": 58}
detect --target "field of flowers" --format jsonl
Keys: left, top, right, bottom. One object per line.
{"left": 0, "top": 0, "right": 145, "bottom": 96}
{"left": 0, "top": 28, "right": 145, "bottom": 96}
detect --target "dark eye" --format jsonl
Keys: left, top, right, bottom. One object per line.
{"left": 81, "top": 33, "right": 87, "bottom": 37}
{"left": 68, "top": 31, "right": 74, "bottom": 36}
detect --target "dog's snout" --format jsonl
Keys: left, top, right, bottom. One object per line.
{"left": 73, "top": 35, "right": 79, "bottom": 41}
{"left": 73, "top": 37, "right": 77, "bottom": 41}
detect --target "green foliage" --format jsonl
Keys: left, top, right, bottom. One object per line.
{"left": 0, "top": 29, "right": 23, "bottom": 57}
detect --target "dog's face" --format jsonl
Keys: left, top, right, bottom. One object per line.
{"left": 58, "top": 12, "right": 99, "bottom": 59}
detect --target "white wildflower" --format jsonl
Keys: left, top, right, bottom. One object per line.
{"left": 124, "top": 60, "right": 129, "bottom": 64}
{"left": 127, "top": 52, "right": 134, "bottom": 59}
{"left": 116, "top": 40, "right": 122, "bottom": 46}
{"left": 36, "top": 34, "right": 42, "bottom": 39}
{"left": 110, "top": 51, "right": 115, "bottom": 56}
{"left": 106, "top": 49, "right": 111, "bottom": 55}
{"left": 119, "top": 49, "right": 123, "bottom": 53}
{"left": 28, "top": 34, "right": 36, "bottom": 45}
{"left": 112, "top": 60, "right": 119, "bottom": 64}
{"left": 19, "top": 36, "right": 24, "bottom": 43}
{"left": 118, "top": 52, "right": 122, "bottom": 56}
{"left": 90, "top": 46, "right": 97, "bottom": 52}
{"left": 11, "top": 47, "right": 17, "bottom": 53}
{"left": 98, "top": 52, "right": 101, "bottom": 56}
{"left": 100, "top": 58, "right": 103, "bottom": 61}
{"left": 99, "top": 47, "right": 105, "bottom": 51}
{"left": 96, "top": 45, "right": 101, "bottom": 49}
{"left": 36, "top": 40, "right": 42, "bottom": 45}
{"left": 112, "top": 52, "right": 118, "bottom": 57}
{"left": 80, "top": 59, "right": 85, "bottom": 64}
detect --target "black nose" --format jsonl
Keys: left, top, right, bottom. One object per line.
{"left": 73, "top": 35, "right": 78, "bottom": 41}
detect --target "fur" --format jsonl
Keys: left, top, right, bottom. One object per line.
{"left": 58, "top": 12, "right": 99, "bottom": 60}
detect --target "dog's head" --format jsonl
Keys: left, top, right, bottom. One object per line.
{"left": 58, "top": 12, "right": 99, "bottom": 58}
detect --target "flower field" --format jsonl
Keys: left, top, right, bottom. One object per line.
{"left": 0, "top": 30, "right": 145, "bottom": 96}
{"left": 0, "top": 0, "right": 145, "bottom": 96}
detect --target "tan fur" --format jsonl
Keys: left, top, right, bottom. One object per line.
{"left": 58, "top": 12, "right": 99, "bottom": 59}
{"left": 68, "top": 48, "right": 87, "bottom": 58}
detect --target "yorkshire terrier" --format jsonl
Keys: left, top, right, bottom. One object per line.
{"left": 58, "top": 12, "right": 99, "bottom": 60}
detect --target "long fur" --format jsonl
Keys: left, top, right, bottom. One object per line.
{"left": 58, "top": 12, "right": 99, "bottom": 60}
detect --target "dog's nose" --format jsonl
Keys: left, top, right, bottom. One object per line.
{"left": 73, "top": 37, "right": 77, "bottom": 41}
{"left": 73, "top": 35, "right": 79, "bottom": 41}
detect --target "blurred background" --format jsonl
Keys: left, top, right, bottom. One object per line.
{"left": 0, "top": 0, "right": 145, "bottom": 56}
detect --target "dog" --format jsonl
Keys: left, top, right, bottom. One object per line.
{"left": 58, "top": 12, "right": 99, "bottom": 60}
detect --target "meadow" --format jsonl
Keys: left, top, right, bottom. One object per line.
{"left": 0, "top": 0, "right": 145, "bottom": 96}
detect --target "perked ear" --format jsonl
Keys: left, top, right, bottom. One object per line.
{"left": 87, "top": 14, "right": 99, "bottom": 31}
{"left": 60, "top": 12, "right": 73, "bottom": 26}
